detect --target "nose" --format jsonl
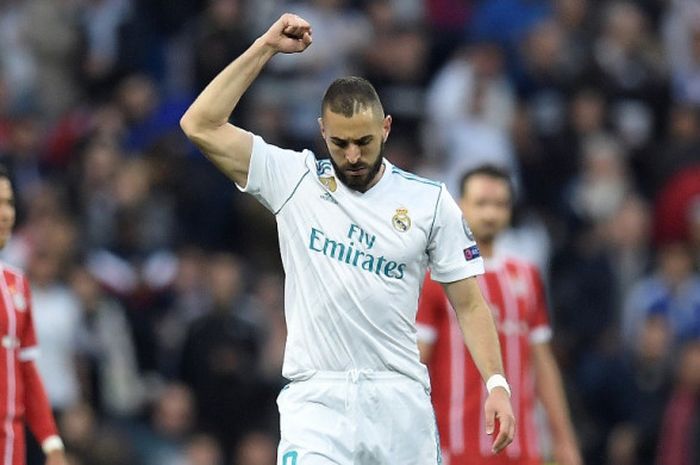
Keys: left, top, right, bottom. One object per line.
{"left": 345, "top": 144, "right": 361, "bottom": 164}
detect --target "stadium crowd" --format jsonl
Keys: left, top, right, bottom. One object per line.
{"left": 0, "top": 0, "right": 699, "bottom": 464}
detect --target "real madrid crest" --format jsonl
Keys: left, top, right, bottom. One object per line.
{"left": 392, "top": 207, "right": 412, "bottom": 232}
{"left": 320, "top": 176, "right": 337, "bottom": 193}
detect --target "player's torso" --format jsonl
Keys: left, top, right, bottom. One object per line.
{"left": 0, "top": 268, "right": 29, "bottom": 358}
{"left": 0, "top": 266, "right": 30, "bottom": 417}
{"left": 277, "top": 158, "right": 441, "bottom": 312}
{"left": 478, "top": 259, "right": 539, "bottom": 367}
{"left": 275, "top": 158, "right": 443, "bottom": 378}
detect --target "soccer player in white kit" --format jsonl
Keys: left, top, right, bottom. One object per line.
{"left": 180, "top": 14, "right": 515, "bottom": 465}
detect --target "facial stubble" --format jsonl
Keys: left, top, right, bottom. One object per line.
{"left": 330, "top": 140, "right": 385, "bottom": 193}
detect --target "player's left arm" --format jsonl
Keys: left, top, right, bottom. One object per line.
{"left": 443, "top": 277, "right": 515, "bottom": 453}
{"left": 532, "top": 342, "right": 582, "bottom": 465}
{"left": 21, "top": 361, "right": 67, "bottom": 465}
{"left": 18, "top": 281, "right": 67, "bottom": 465}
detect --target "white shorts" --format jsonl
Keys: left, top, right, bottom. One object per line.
{"left": 276, "top": 370, "right": 442, "bottom": 465}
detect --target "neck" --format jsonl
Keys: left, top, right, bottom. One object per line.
{"left": 478, "top": 240, "right": 495, "bottom": 259}
{"left": 361, "top": 162, "right": 385, "bottom": 192}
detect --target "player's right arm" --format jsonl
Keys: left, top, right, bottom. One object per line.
{"left": 179, "top": 14, "right": 312, "bottom": 187}
{"left": 443, "top": 277, "right": 515, "bottom": 453}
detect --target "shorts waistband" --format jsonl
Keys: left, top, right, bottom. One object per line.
{"left": 302, "top": 369, "right": 409, "bottom": 383}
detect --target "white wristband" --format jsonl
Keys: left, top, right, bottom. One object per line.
{"left": 41, "top": 435, "right": 64, "bottom": 454}
{"left": 486, "top": 374, "right": 511, "bottom": 397}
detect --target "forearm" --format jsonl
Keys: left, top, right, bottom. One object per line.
{"left": 181, "top": 38, "right": 276, "bottom": 132}
{"left": 534, "top": 344, "right": 577, "bottom": 445}
{"left": 456, "top": 298, "right": 505, "bottom": 381}
{"left": 21, "top": 361, "right": 59, "bottom": 443}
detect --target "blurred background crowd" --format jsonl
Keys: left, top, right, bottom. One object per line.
{"left": 0, "top": 0, "right": 699, "bottom": 464}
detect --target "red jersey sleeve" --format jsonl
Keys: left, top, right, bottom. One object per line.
{"left": 527, "top": 265, "right": 552, "bottom": 344}
{"left": 18, "top": 276, "right": 59, "bottom": 443}
{"left": 18, "top": 278, "right": 39, "bottom": 362}
{"left": 22, "top": 361, "right": 59, "bottom": 443}
{"left": 416, "top": 272, "right": 448, "bottom": 344}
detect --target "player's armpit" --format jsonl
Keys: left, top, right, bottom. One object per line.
{"left": 181, "top": 122, "right": 253, "bottom": 187}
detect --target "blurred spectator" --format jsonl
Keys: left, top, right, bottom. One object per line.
{"left": 250, "top": 272, "right": 286, "bottom": 382}
{"left": 362, "top": 0, "right": 429, "bottom": 131}
{"left": 116, "top": 74, "right": 190, "bottom": 153}
{"left": 564, "top": 133, "right": 631, "bottom": 227}
{"left": 425, "top": 40, "right": 517, "bottom": 194}
{"left": 516, "top": 19, "right": 574, "bottom": 136}
{"left": 663, "top": 0, "right": 700, "bottom": 104}
{"left": 232, "top": 431, "right": 277, "bottom": 465}
{"left": 179, "top": 254, "right": 272, "bottom": 451}
{"left": 643, "top": 104, "right": 700, "bottom": 195}
{"left": 156, "top": 247, "right": 210, "bottom": 378}
{"left": 71, "top": 264, "right": 144, "bottom": 418}
{"left": 470, "top": 0, "right": 552, "bottom": 56}
{"left": 0, "top": 113, "right": 44, "bottom": 201}
{"left": 653, "top": 164, "right": 700, "bottom": 245}
{"left": 0, "top": 1, "right": 37, "bottom": 112}
{"left": 191, "top": 0, "right": 250, "bottom": 91}
{"left": 78, "top": 0, "right": 132, "bottom": 100}
{"left": 655, "top": 338, "right": 700, "bottom": 465}
{"left": 59, "top": 402, "right": 135, "bottom": 465}
{"left": 587, "top": 1, "right": 666, "bottom": 149}
{"left": 24, "top": 0, "right": 81, "bottom": 121}
{"left": 604, "top": 195, "right": 653, "bottom": 302}
{"left": 622, "top": 241, "right": 700, "bottom": 348}
{"left": 178, "top": 433, "right": 223, "bottom": 465}
{"left": 130, "top": 383, "right": 196, "bottom": 465}
{"left": 28, "top": 248, "right": 82, "bottom": 412}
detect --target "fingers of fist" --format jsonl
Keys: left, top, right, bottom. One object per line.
{"left": 278, "top": 14, "right": 312, "bottom": 47}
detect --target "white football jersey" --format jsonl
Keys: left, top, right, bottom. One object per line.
{"left": 238, "top": 135, "right": 484, "bottom": 387}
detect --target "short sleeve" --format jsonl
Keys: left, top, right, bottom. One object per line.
{"left": 416, "top": 273, "right": 449, "bottom": 343}
{"left": 19, "top": 277, "right": 39, "bottom": 362}
{"left": 528, "top": 266, "right": 552, "bottom": 344}
{"left": 427, "top": 186, "right": 484, "bottom": 282}
{"left": 236, "top": 134, "right": 311, "bottom": 214}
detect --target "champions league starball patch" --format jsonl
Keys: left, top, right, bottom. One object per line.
{"left": 462, "top": 217, "right": 474, "bottom": 241}
{"left": 463, "top": 245, "right": 481, "bottom": 261}
{"left": 392, "top": 207, "right": 412, "bottom": 232}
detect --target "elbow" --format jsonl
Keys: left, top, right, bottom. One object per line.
{"left": 179, "top": 111, "right": 200, "bottom": 140}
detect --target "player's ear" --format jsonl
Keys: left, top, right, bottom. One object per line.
{"left": 382, "top": 115, "right": 392, "bottom": 142}
{"left": 318, "top": 117, "right": 326, "bottom": 138}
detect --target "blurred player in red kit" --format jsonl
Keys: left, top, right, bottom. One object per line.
{"left": 417, "top": 166, "right": 581, "bottom": 465}
{"left": 0, "top": 166, "right": 66, "bottom": 465}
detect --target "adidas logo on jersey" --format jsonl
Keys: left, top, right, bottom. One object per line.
{"left": 320, "top": 192, "right": 338, "bottom": 205}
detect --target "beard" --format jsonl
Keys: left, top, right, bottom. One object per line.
{"left": 330, "top": 141, "right": 385, "bottom": 192}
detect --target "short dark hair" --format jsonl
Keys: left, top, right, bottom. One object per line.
{"left": 321, "top": 77, "right": 384, "bottom": 118}
{"left": 459, "top": 165, "right": 514, "bottom": 200}
{"left": 0, "top": 165, "right": 10, "bottom": 182}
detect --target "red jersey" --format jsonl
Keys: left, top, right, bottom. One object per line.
{"left": 417, "top": 256, "right": 551, "bottom": 465}
{"left": 0, "top": 263, "right": 58, "bottom": 465}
